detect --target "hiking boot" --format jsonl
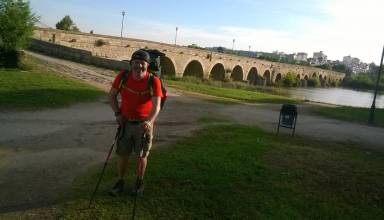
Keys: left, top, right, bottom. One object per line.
{"left": 131, "top": 178, "right": 144, "bottom": 195}
{"left": 109, "top": 179, "right": 124, "bottom": 196}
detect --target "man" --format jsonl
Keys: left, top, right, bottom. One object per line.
{"left": 108, "top": 49, "right": 162, "bottom": 196}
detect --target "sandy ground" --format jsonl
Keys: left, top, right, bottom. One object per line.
{"left": 0, "top": 51, "right": 383, "bottom": 216}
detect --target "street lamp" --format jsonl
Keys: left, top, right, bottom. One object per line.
{"left": 120, "top": 11, "right": 125, "bottom": 38}
{"left": 174, "top": 27, "right": 178, "bottom": 45}
{"left": 369, "top": 45, "right": 384, "bottom": 124}
{"left": 232, "top": 39, "right": 235, "bottom": 51}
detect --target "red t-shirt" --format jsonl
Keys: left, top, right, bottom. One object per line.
{"left": 112, "top": 71, "right": 163, "bottom": 120}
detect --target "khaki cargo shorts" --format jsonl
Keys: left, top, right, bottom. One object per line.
{"left": 116, "top": 121, "right": 153, "bottom": 158}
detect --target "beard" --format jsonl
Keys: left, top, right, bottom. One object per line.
{"left": 132, "top": 66, "right": 147, "bottom": 79}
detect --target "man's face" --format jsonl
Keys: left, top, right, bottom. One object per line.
{"left": 131, "top": 59, "right": 149, "bottom": 78}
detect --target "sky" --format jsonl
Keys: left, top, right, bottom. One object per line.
{"left": 30, "top": 0, "right": 384, "bottom": 64}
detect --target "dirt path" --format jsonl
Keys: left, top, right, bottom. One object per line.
{"left": 0, "top": 51, "right": 383, "bottom": 215}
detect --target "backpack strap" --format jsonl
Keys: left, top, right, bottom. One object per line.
{"left": 118, "top": 70, "right": 129, "bottom": 92}
{"left": 148, "top": 73, "right": 155, "bottom": 96}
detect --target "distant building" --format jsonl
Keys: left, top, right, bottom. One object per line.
{"left": 343, "top": 55, "right": 369, "bottom": 74}
{"left": 295, "top": 52, "right": 308, "bottom": 62}
{"left": 286, "top": 54, "right": 297, "bottom": 62}
{"left": 311, "top": 51, "right": 327, "bottom": 65}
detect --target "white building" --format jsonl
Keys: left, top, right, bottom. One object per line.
{"left": 311, "top": 51, "right": 327, "bottom": 65}
{"left": 343, "top": 55, "right": 368, "bottom": 74}
{"left": 295, "top": 52, "right": 308, "bottom": 62}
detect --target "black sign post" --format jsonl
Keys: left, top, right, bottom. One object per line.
{"left": 277, "top": 104, "right": 298, "bottom": 136}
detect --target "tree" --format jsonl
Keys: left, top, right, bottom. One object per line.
{"left": 56, "top": 15, "right": 80, "bottom": 32}
{"left": 217, "top": 46, "right": 224, "bottom": 53}
{"left": 315, "top": 63, "right": 331, "bottom": 70}
{"left": 332, "top": 63, "right": 350, "bottom": 73}
{"left": 0, "top": 0, "right": 38, "bottom": 67}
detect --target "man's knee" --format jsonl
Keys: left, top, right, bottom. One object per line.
{"left": 137, "top": 155, "right": 148, "bottom": 162}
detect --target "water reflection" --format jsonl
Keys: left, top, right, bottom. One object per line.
{"left": 285, "top": 88, "right": 384, "bottom": 108}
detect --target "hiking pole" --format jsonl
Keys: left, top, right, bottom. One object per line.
{"left": 131, "top": 192, "right": 138, "bottom": 220}
{"left": 88, "top": 125, "right": 121, "bottom": 208}
{"left": 131, "top": 132, "right": 147, "bottom": 220}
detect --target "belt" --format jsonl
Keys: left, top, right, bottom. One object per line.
{"left": 124, "top": 120, "right": 143, "bottom": 124}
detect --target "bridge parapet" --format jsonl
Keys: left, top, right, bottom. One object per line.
{"left": 33, "top": 28, "right": 345, "bottom": 83}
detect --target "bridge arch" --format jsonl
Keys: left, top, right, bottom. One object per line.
{"left": 210, "top": 63, "right": 225, "bottom": 81}
{"left": 263, "top": 70, "right": 271, "bottom": 85}
{"left": 160, "top": 56, "right": 176, "bottom": 77}
{"left": 231, "top": 65, "right": 243, "bottom": 81}
{"left": 246, "top": 67, "right": 259, "bottom": 85}
{"left": 275, "top": 73, "right": 282, "bottom": 83}
{"left": 183, "top": 60, "right": 204, "bottom": 78}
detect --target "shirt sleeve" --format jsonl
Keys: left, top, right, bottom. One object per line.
{"left": 112, "top": 72, "right": 123, "bottom": 89}
{"left": 152, "top": 77, "right": 163, "bottom": 97}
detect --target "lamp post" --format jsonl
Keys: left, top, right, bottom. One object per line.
{"left": 232, "top": 39, "right": 235, "bottom": 51}
{"left": 120, "top": 11, "right": 125, "bottom": 38}
{"left": 174, "top": 27, "right": 178, "bottom": 45}
{"left": 369, "top": 45, "right": 384, "bottom": 124}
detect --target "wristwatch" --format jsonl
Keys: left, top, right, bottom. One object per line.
{"left": 114, "top": 111, "right": 121, "bottom": 116}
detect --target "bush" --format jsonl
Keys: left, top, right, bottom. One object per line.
{"left": 94, "top": 39, "right": 108, "bottom": 47}
{"left": 0, "top": 49, "right": 19, "bottom": 68}
{"left": 282, "top": 72, "right": 299, "bottom": 87}
{"left": 307, "top": 77, "right": 320, "bottom": 87}
{"left": 0, "top": 0, "right": 37, "bottom": 67}
{"left": 342, "top": 74, "right": 383, "bottom": 91}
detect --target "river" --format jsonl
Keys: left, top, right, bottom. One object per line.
{"left": 284, "top": 87, "right": 384, "bottom": 108}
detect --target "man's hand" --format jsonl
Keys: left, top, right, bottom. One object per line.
{"left": 141, "top": 121, "right": 152, "bottom": 133}
{"left": 115, "top": 114, "right": 124, "bottom": 126}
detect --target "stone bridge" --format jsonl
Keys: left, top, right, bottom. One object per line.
{"left": 33, "top": 28, "right": 345, "bottom": 85}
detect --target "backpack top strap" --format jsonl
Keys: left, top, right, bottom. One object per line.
{"left": 148, "top": 73, "right": 155, "bottom": 96}
{"left": 118, "top": 70, "right": 129, "bottom": 92}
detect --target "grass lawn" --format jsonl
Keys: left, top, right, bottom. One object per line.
{"left": 165, "top": 79, "right": 298, "bottom": 104}
{"left": 60, "top": 124, "right": 384, "bottom": 219}
{"left": 0, "top": 68, "right": 105, "bottom": 110}
{"left": 313, "top": 106, "right": 384, "bottom": 128}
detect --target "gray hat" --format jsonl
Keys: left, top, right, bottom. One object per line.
{"left": 131, "top": 50, "right": 150, "bottom": 63}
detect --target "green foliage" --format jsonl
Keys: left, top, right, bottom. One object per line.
{"left": 297, "top": 60, "right": 310, "bottom": 66}
{"left": 315, "top": 63, "right": 331, "bottom": 70}
{"left": 332, "top": 63, "right": 350, "bottom": 73}
{"left": 314, "top": 106, "right": 384, "bottom": 128}
{"left": 0, "top": 67, "right": 104, "bottom": 110}
{"left": 329, "top": 78, "right": 340, "bottom": 87}
{"left": 258, "top": 55, "right": 279, "bottom": 62}
{"left": 166, "top": 78, "right": 297, "bottom": 104}
{"left": 94, "top": 39, "right": 108, "bottom": 47}
{"left": 0, "top": 0, "right": 37, "bottom": 67}
{"left": 342, "top": 73, "right": 384, "bottom": 91}
{"left": 187, "top": 44, "right": 204, "bottom": 49}
{"left": 55, "top": 15, "right": 80, "bottom": 32}
{"left": 307, "top": 76, "right": 320, "bottom": 87}
{"left": 282, "top": 72, "right": 299, "bottom": 87}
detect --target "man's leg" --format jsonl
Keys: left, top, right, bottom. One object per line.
{"left": 133, "top": 156, "right": 147, "bottom": 194}
{"left": 136, "top": 156, "right": 147, "bottom": 180}
{"left": 118, "top": 154, "right": 130, "bottom": 180}
{"left": 109, "top": 155, "right": 129, "bottom": 196}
